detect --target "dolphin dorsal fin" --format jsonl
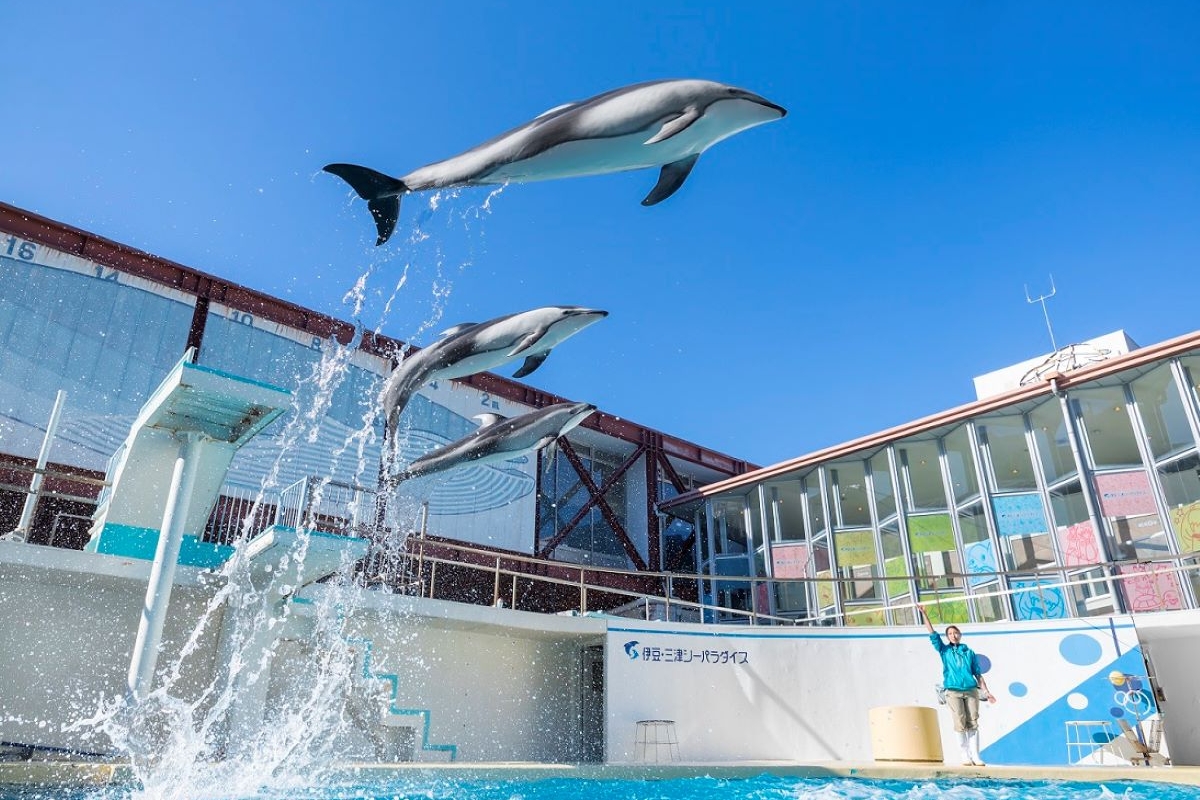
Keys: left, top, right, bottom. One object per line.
{"left": 473, "top": 413, "right": 506, "bottom": 428}
{"left": 535, "top": 101, "right": 579, "bottom": 120}
{"left": 440, "top": 323, "right": 477, "bottom": 337}
{"left": 644, "top": 107, "right": 701, "bottom": 145}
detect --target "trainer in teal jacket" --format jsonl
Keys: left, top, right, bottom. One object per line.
{"left": 917, "top": 603, "right": 997, "bottom": 766}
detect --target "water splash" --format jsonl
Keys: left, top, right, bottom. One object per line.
{"left": 60, "top": 190, "right": 506, "bottom": 799}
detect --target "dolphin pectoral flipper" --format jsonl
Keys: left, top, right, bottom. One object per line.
{"left": 642, "top": 154, "right": 700, "bottom": 206}
{"left": 512, "top": 352, "right": 549, "bottom": 379}
{"left": 323, "top": 163, "right": 409, "bottom": 246}
{"left": 507, "top": 329, "right": 547, "bottom": 357}
{"left": 644, "top": 107, "right": 701, "bottom": 145}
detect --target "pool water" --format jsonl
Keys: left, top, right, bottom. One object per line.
{"left": 3, "top": 774, "right": 1197, "bottom": 800}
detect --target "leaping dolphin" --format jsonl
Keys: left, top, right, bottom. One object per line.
{"left": 325, "top": 78, "right": 787, "bottom": 244}
{"left": 389, "top": 401, "right": 597, "bottom": 484}
{"left": 379, "top": 306, "right": 607, "bottom": 436}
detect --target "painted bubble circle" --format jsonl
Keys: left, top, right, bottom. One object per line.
{"left": 1009, "top": 682, "right": 1028, "bottom": 697}
{"left": 1059, "top": 633, "right": 1102, "bottom": 665}
{"left": 1067, "top": 692, "right": 1089, "bottom": 710}
{"left": 977, "top": 653, "right": 992, "bottom": 673}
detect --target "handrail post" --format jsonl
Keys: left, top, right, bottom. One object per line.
{"left": 580, "top": 568, "right": 587, "bottom": 614}
{"left": 430, "top": 560, "right": 438, "bottom": 600}
{"left": 492, "top": 557, "right": 501, "bottom": 606}
{"left": 750, "top": 578, "right": 758, "bottom": 625}
{"left": 511, "top": 573, "right": 517, "bottom": 610}
{"left": 665, "top": 574, "right": 672, "bottom": 621}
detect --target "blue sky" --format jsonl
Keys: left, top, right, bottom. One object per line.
{"left": 5, "top": 2, "right": 1199, "bottom": 467}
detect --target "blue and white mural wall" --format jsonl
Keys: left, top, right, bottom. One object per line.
{"left": 605, "top": 615, "right": 1158, "bottom": 765}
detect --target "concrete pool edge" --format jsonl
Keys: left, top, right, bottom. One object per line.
{"left": 3, "top": 761, "right": 1199, "bottom": 789}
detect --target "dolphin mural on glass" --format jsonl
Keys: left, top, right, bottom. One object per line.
{"left": 388, "top": 401, "right": 596, "bottom": 485}
{"left": 379, "top": 306, "right": 607, "bottom": 437}
{"left": 325, "top": 78, "right": 787, "bottom": 244}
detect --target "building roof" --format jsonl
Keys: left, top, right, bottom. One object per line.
{"left": 660, "top": 326, "right": 1200, "bottom": 514}
{"left": 0, "top": 201, "right": 755, "bottom": 480}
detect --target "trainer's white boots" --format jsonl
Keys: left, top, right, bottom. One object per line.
{"left": 967, "top": 730, "right": 985, "bottom": 766}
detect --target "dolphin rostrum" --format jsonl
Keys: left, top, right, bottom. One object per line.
{"left": 380, "top": 306, "right": 607, "bottom": 436}
{"left": 389, "top": 401, "right": 597, "bottom": 484}
{"left": 325, "top": 78, "right": 787, "bottom": 244}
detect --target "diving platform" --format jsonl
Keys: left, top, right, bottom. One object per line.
{"left": 86, "top": 351, "right": 290, "bottom": 566}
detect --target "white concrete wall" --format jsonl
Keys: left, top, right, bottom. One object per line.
{"left": 1128, "top": 609, "right": 1200, "bottom": 766}
{"left": 604, "top": 615, "right": 1162, "bottom": 766}
{"left": 0, "top": 542, "right": 224, "bottom": 753}
{"left": 275, "top": 588, "right": 608, "bottom": 763}
{"left": 4, "top": 541, "right": 1197, "bottom": 767}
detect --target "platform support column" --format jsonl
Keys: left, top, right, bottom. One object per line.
{"left": 126, "top": 432, "right": 205, "bottom": 703}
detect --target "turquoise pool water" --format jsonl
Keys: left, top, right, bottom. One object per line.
{"left": 3, "top": 774, "right": 1198, "bottom": 800}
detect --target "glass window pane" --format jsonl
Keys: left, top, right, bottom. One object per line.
{"left": 712, "top": 497, "right": 748, "bottom": 556}
{"left": 1131, "top": 365, "right": 1196, "bottom": 461}
{"left": 1093, "top": 470, "right": 1171, "bottom": 561}
{"left": 1074, "top": 386, "right": 1142, "bottom": 469}
{"left": 766, "top": 480, "right": 806, "bottom": 542}
{"left": 1161, "top": 454, "right": 1200, "bottom": 555}
{"left": 1067, "top": 567, "right": 1116, "bottom": 617}
{"left": 1049, "top": 482, "right": 1105, "bottom": 565}
{"left": 943, "top": 426, "right": 980, "bottom": 505}
{"left": 1030, "top": 400, "right": 1078, "bottom": 484}
{"left": 880, "top": 522, "right": 908, "bottom": 600}
{"left": 806, "top": 477, "right": 827, "bottom": 537}
{"left": 871, "top": 452, "right": 896, "bottom": 521}
{"left": 829, "top": 461, "right": 870, "bottom": 528}
{"left": 898, "top": 441, "right": 946, "bottom": 511}
{"left": 908, "top": 513, "right": 961, "bottom": 590}
{"left": 979, "top": 415, "right": 1037, "bottom": 492}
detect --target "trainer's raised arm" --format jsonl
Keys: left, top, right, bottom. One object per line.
{"left": 916, "top": 603, "right": 935, "bottom": 634}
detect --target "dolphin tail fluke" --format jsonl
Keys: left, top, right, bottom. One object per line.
{"left": 323, "top": 163, "right": 408, "bottom": 245}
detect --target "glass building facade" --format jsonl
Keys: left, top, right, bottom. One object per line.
{"left": 666, "top": 338, "right": 1200, "bottom": 625}
{"left": 0, "top": 204, "right": 743, "bottom": 572}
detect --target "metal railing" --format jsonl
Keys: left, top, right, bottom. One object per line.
{"left": 390, "top": 535, "right": 1200, "bottom": 627}
{"left": 203, "top": 484, "right": 278, "bottom": 547}
{"left": 274, "top": 476, "right": 378, "bottom": 536}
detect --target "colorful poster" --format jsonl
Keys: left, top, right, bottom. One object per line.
{"left": 1169, "top": 500, "right": 1200, "bottom": 554}
{"left": 834, "top": 529, "right": 875, "bottom": 567}
{"left": 844, "top": 605, "right": 886, "bottom": 627}
{"left": 907, "top": 514, "right": 954, "bottom": 553}
{"left": 1094, "top": 471, "right": 1156, "bottom": 517}
{"left": 884, "top": 556, "right": 909, "bottom": 597}
{"left": 964, "top": 540, "right": 998, "bottom": 587}
{"left": 992, "top": 494, "right": 1049, "bottom": 537}
{"left": 920, "top": 595, "right": 968, "bottom": 624}
{"left": 815, "top": 571, "right": 836, "bottom": 610}
{"left": 1010, "top": 579, "right": 1068, "bottom": 620}
{"left": 1057, "top": 520, "right": 1101, "bottom": 566}
{"left": 1116, "top": 564, "right": 1185, "bottom": 612}
{"left": 770, "top": 542, "right": 809, "bottom": 578}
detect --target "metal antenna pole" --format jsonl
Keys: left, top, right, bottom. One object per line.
{"left": 1025, "top": 275, "right": 1059, "bottom": 352}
